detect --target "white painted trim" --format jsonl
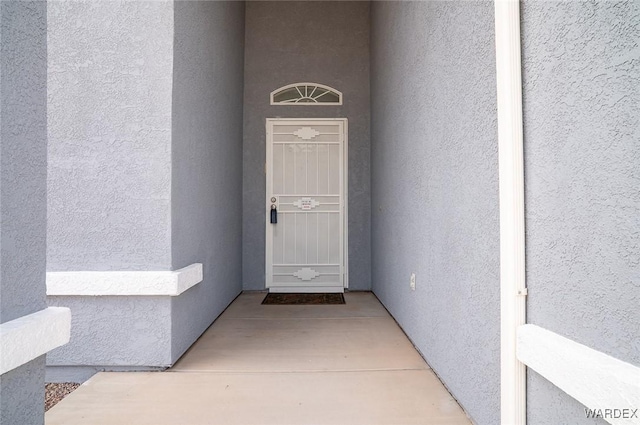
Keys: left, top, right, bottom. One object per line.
{"left": 46, "top": 263, "right": 203, "bottom": 296}
{"left": 269, "top": 286, "right": 344, "bottom": 294}
{"left": 0, "top": 307, "right": 71, "bottom": 375}
{"left": 343, "top": 118, "right": 349, "bottom": 289}
{"left": 270, "top": 82, "right": 343, "bottom": 105}
{"left": 518, "top": 325, "right": 640, "bottom": 425}
{"left": 495, "top": 1, "right": 527, "bottom": 424}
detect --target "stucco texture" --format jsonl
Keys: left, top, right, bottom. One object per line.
{"left": 0, "top": 0, "right": 48, "bottom": 423}
{"left": 521, "top": 1, "right": 640, "bottom": 423}
{"left": 46, "top": 296, "right": 172, "bottom": 367}
{"left": 45, "top": 0, "right": 246, "bottom": 375}
{"left": 45, "top": 0, "right": 178, "bottom": 379}
{"left": 0, "top": 357, "right": 45, "bottom": 425}
{"left": 171, "top": 0, "right": 245, "bottom": 362}
{"left": 47, "top": 0, "right": 174, "bottom": 271}
{"left": 0, "top": 0, "right": 47, "bottom": 324}
{"left": 242, "top": 1, "right": 371, "bottom": 291}
{"left": 370, "top": 2, "right": 499, "bottom": 424}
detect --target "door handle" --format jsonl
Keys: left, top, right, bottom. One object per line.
{"left": 270, "top": 204, "right": 278, "bottom": 224}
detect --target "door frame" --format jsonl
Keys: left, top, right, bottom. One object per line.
{"left": 265, "top": 118, "right": 349, "bottom": 291}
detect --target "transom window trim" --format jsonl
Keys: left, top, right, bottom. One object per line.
{"left": 270, "top": 83, "right": 343, "bottom": 106}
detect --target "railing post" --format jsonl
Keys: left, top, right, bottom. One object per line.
{"left": 494, "top": 0, "right": 527, "bottom": 424}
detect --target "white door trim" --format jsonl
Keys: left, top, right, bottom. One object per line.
{"left": 265, "top": 118, "right": 348, "bottom": 292}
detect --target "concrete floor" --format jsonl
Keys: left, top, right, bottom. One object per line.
{"left": 46, "top": 292, "right": 471, "bottom": 425}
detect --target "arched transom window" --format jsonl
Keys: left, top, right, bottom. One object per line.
{"left": 270, "top": 83, "right": 342, "bottom": 105}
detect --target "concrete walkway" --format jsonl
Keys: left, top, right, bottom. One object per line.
{"left": 46, "top": 292, "right": 471, "bottom": 425}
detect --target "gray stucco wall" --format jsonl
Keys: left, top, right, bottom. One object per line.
{"left": 370, "top": 2, "right": 499, "bottom": 424}
{"left": 47, "top": 296, "right": 172, "bottom": 367}
{"left": 47, "top": 0, "right": 174, "bottom": 271}
{"left": 242, "top": 1, "right": 371, "bottom": 291}
{"left": 521, "top": 1, "right": 640, "bottom": 424}
{"left": 45, "top": 0, "right": 176, "bottom": 380}
{"left": 171, "top": 0, "right": 245, "bottom": 361}
{"left": 0, "top": 0, "right": 47, "bottom": 324}
{"left": 45, "top": 0, "right": 245, "bottom": 378}
{"left": 0, "top": 0, "right": 48, "bottom": 423}
{"left": 0, "top": 357, "right": 45, "bottom": 425}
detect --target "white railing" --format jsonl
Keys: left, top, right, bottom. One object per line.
{"left": 0, "top": 307, "right": 71, "bottom": 374}
{"left": 517, "top": 324, "right": 640, "bottom": 425}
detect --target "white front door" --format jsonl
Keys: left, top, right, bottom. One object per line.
{"left": 266, "top": 118, "right": 348, "bottom": 293}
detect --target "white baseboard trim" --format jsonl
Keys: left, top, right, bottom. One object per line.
{"left": 0, "top": 307, "right": 71, "bottom": 375}
{"left": 517, "top": 324, "right": 640, "bottom": 425}
{"left": 46, "top": 263, "right": 203, "bottom": 296}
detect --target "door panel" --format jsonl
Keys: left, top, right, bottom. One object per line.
{"left": 266, "top": 119, "right": 346, "bottom": 293}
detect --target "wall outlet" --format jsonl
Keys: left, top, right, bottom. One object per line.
{"left": 410, "top": 273, "right": 416, "bottom": 291}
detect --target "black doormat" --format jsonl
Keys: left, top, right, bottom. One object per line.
{"left": 262, "top": 293, "right": 345, "bottom": 305}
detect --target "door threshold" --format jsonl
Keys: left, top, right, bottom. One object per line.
{"left": 268, "top": 286, "right": 345, "bottom": 294}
